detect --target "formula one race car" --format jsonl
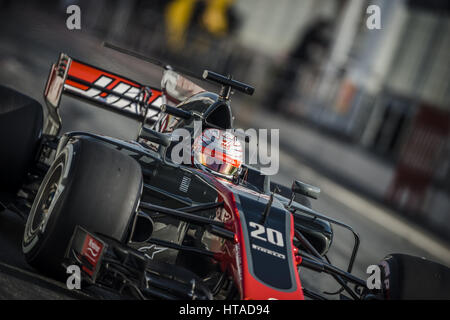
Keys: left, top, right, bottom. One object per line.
{"left": 0, "top": 46, "right": 449, "bottom": 300}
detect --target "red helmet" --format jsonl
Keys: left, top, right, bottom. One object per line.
{"left": 193, "top": 128, "right": 243, "bottom": 178}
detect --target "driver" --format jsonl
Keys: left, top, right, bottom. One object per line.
{"left": 192, "top": 128, "right": 243, "bottom": 179}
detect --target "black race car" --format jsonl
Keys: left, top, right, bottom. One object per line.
{"left": 1, "top": 49, "right": 449, "bottom": 300}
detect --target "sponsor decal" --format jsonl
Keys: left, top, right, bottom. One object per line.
{"left": 65, "top": 75, "right": 163, "bottom": 117}
{"left": 80, "top": 234, "right": 104, "bottom": 276}
{"left": 251, "top": 244, "right": 286, "bottom": 260}
{"left": 138, "top": 244, "right": 167, "bottom": 260}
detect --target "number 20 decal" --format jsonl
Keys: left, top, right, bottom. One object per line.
{"left": 249, "top": 222, "right": 284, "bottom": 247}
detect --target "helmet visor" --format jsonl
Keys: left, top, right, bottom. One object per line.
{"left": 193, "top": 129, "right": 243, "bottom": 177}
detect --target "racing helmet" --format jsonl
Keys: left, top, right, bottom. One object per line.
{"left": 193, "top": 128, "right": 243, "bottom": 178}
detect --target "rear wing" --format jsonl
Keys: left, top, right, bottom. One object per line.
{"left": 43, "top": 53, "right": 164, "bottom": 135}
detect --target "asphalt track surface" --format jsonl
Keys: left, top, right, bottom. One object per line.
{"left": 0, "top": 7, "right": 449, "bottom": 300}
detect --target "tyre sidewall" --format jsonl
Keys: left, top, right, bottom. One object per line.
{"left": 23, "top": 141, "right": 81, "bottom": 275}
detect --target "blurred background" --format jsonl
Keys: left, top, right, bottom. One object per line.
{"left": 0, "top": 0, "right": 449, "bottom": 297}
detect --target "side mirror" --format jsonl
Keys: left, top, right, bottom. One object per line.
{"left": 138, "top": 126, "right": 171, "bottom": 147}
{"left": 138, "top": 126, "right": 181, "bottom": 168}
{"left": 291, "top": 180, "right": 320, "bottom": 200}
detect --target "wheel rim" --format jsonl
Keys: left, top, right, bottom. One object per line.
{"left": 30, "top": 164, "right": 63, "bottom": 233}
{"left": 23, "top": 145, "right": 72, "bottom": 251}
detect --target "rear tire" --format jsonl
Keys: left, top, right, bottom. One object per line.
{"left": 22, "top": 137, "right": 143, "bottom": 277}
{"left": 0, "top": 85, "right": 43, "bottom": 193}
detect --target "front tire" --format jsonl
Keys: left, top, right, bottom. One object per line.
{"left": 23, "top": 137, "right": 143, "bottom": 277}
{"left": 379, "top": 254, "right": 450, "bottom": 299}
